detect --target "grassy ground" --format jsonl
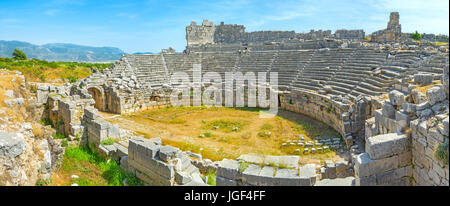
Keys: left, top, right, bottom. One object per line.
{"left": 104, "top": 106, "right": 342, "bottom": 164}
{"left": 0, "top": 57, "right": 112, "bottom": 83}
{"left": 45, "top": 146, "right": 142, "bottom": 186}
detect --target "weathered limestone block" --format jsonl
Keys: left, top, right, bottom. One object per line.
{"left": 389, "top": 90, "right": 405, "bottom": 106}
{"left": 324, "top": 160, "right": 337, "bottom": 179}
{"left": 416, "top": 101, "right": 430, "bottom": 111}
{"left": 113, "top": 143, "right": 128, "bottom": 160}
{"left": 426, "top": 85, "right": 446, "bottom": 105}
{"left": 414, "top": 73, "right": 433, "bottom": 85}
{"left": 402, "top": 102, "right": 416, "bottom": 114}
{"left": 128, "top": 137, "right": 161, "bottom": 161}
{"left": 175, "top": 171, "right": 192, "bottom": 185}
{"left": 382, "top": 102, "right": 396, "bottom": 119}
{"left": 241, "top": 164, "right": 262, "bottom": 185}
{"left": 375, "top": 166, "right": 412, "bottom": 186}
{"left": 443, "top": 117, "right": 449, "bottom": 136}
{"left": 84, "top": 108, "right": 100, "bottom": 120}
{"left": 275, "top": 168, "right": 311, "bottom": 186}
{"left": 0, "top": 132, "right": 25, "bottom": 158}
{"left": 356, "top": 174, "right": 377, "bottom": 186}
{"left": 120, "top": 156, "right": 129, "bottom": 171}
{"left": 216, "top": 176, "right": 238, "bottom": 186}
{"left": 159, "top": 145, "right": 181, "bottom": 162}
{"left": 216, "top": 159, "right": 240, "bottom": 180}
{"left": 366, "top": 133, "right": 409, "bottom": 160}
{"left": 98, "top": 144, "right": 117, "bottom": 158}
{"left": 299, "top": 164, "right": 317, "bottom": 185}
{"left": 395, "top": 111, "right": 410, "bottom": 132}
{"left": 355, "top": 152, "right": 411, "bottom": 179}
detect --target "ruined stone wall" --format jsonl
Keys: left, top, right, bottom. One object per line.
{"left": 371, "top": 12, "right": 402, "bottom": 43}
{"left": 126, "top": 137, "right": 206, "bottom": 186}
{"left": 186, "top": 20, "right": 359, "bottom": 48}
{"left": 334, "top": 29, "right": 365, "bottom": 40}
{"left": 359, "top": 69, "right": 449, "bottom": 186}
{"left": 280, "top": 90, "right": 350, "bottom": 137}
{"left": 215, "top": 158, "right": 317, "bottom": 186}
{"left": 186, "top": 20, "right": 216, "bottom": 46}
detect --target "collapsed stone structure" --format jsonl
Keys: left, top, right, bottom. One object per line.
{"left": 186, "top": 19, "right": 364, "bottom": 47}
{"left": 39, "top": 12, "right": 449, "bottom": 186}
{"left": 371, "top": 12, "right": 402, "bottom": 43}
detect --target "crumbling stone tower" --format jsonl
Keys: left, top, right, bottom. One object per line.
{"left": 371, "top": 12, "right": 402, "bottom": 42}
{"left": 186, "top": 20, "right": 216, "bottom": 46}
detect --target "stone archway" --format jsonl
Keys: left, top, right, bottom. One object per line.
{"left": 88, "top": 87, "right": 105, "bottom": 111}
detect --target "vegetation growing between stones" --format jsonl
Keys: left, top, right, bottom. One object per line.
{"left": 47, "top": 146, "right": 142, "bottom": 186}
{"left": 203, "top": 169, "right": 216, "bottom": 186}
{"left": 238, "top": 160, "right": 250, "bottom": 173}
{"left": 434, "top": 141, "right": 449, "bottom": 166}
{"left": 101, "top": 138, "right": 116, "bottom": 146}
{"left": 52, "top": 133, "right": 67, "bottom": 140}
{"left": 0, "top": 57, "right": 112, "bottom": 83}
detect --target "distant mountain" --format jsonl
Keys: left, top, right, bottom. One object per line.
{"left": 0, "top": 40, "right": 126, "bottom": 62}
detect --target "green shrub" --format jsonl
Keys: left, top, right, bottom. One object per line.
{"left": 61, "top": 139, "right": 68, "bottom": 147}
{"left": 203, "top": 132, "right": 212, "bottom": 138}
{"left": 435, "top": 141, "right": 449, "bottom": 166}
{"left": 12, "top": 49, "right": 27, "bottom": 60}
{"left": 67, "top": 76, "right": 78, "bottom": 83}
{"left": 101, "top": 138, "right": 116, "bottom": 146}
{"left": 53, "top": 133, "right": 67, "bottom": 139}
{"left": 40, "top": 118, "right": 53, "bottom": 127}
{"left": 411, "top": 31, "right": 423, "bottom": 41}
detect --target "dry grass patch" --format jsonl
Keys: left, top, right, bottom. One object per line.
{"left": 106, "top": 107, "right": 340, "bottom": 162}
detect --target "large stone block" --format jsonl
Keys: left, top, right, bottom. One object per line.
{"left": 355, "top": 152, "right": 410, "bottom": 179}
{"left": 395, "top": 111, "right": 409, "bottom": 132}
{"left": 356, "top": 175, "right": 376, "bottom": 186}
{"left": 389, "top": 90, "right": 405, "bottom": 106}
{"left": 382, "top": 102, "right": 395, "bottom": 119}
{"left": 402, "top": 102, "right": 416, "bottom": 114}
{"left": 0, "top": 132, "right": 25, "bottom": 158}
{"left": 366, "top": 133, "right": 409, "bottom": 160}
{"left": 216, "top": 159, "right": 240, "bottom": 180}
{"left": 241, "top": 164, "right": 262, "bottom": 185}
{"left": 128, "top": 137, "right": 161, "bottom": 161}
{"left": 129, "top": 157, "right": 174, "bottom": 180}
{"left": 426, "top": 86, "right": 446, "bottom": 105}
{"left": 376, "top": 166, "right": 412, "bottom": 186}
{"left": 216, "top": 176, "right": 238, "bottom": 186}
{"left": 159, "top": 145, "right": 181, "bottom": 162}
{"left": 414, "top": 73, "right": 433, "bottom": 85}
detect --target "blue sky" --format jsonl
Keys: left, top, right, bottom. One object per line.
{"left": 0, "top": 0, "right": 448, "bottom": 53}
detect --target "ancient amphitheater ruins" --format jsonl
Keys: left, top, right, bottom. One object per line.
{"left": 1, "top": 12, "right": 449, "bottom": 186}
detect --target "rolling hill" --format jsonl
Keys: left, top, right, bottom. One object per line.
{"left": 0, "top": 40, "right": 126, "bottom": 62}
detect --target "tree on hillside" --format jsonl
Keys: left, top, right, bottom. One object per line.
{"left": 411, "top": 31, "right": 423, "bottom": 41}
{"left": 12, "top": 49, "right": 27, "bottom": 60}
